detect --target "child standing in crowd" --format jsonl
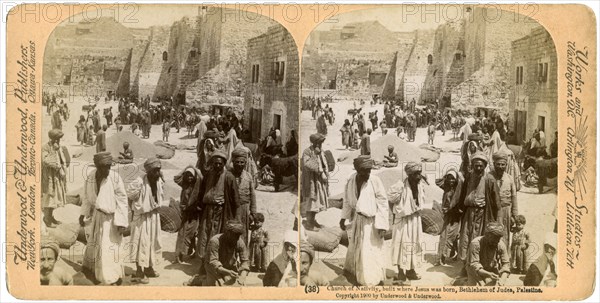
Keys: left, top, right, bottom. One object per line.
{"left": 249, "top": 213, "right": 269, "bottom": 273}
{"left": 511, "top": 215, "right": 530, "bottom": 273}
{"left": 162, "top": 119, "right": 170, "bottom": 142}
{"left": 87, "top": 125, "right": 95, "bottom": 146}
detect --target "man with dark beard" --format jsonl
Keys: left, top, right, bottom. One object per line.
{"left": 491, "top": 151, "right": 518, "bottom": 249}
{"left": 79, "top": 152, "right": 129, "bottom": 285}
{"left": 204, "top": 220, "right": 250, "bottom": 286}
{"left": 456, "top": 151, "right": 501, "bottom": 276}
{"left": 230, "top": 147, "right": 257, "bottom": 245}
{"left": 127, "top": 158, "right": 164, "bottom": 284}
{"left": 195, "top": 151, "right": 240, "bottom": 276}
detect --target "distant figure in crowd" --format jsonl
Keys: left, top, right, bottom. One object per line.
{"left": 510, "top": 215, "right": 529, "bottom": 274}
{"left": 436, "top": 168, "right": 463, "bottom": 266}
{"left": 95, "top": 125, "right": 107, "bottom": 152}
{"left": 299, "top": 241, "right": 329, "bottom": 287}
{"left": 42, "top": 129, "right": 69, "bottom": 228}
{"left": 263, "top": 230, "right": 298, "bottom": 287}
{"left": 382, "top": 145, "right": 398, "bottom": 168}
{"left": 75, "top": 115, "right": 86, "bottom": 145}
{"left": 466, "top": 222, "right": 510, "bottom": 286}
{"left": 174, "top": 166, "right": 203, "bottom": 264}
{"left": 316, "top": 113, "right": 328, "bottom": 136}
{"left": 524, "top": 233, "right": 557, "bottom": 287}
{"left": 299, "top": 133, "right": 329, "bottom": 231}
{"left": 127, "top": 158, "right": 164, "bottom": 284}
{"left": 204, "top": 220, "right": 250, "bottom": 286}
{"left": 341, "top": 156, "right": 390, "bottom": 286}
{"left": 340, "top": 119, "right": 352, "bottom": 150}
{"left": 118, "top": 141, "right": 133, "bottom": 163}
{"left": 40, "top": 241, "right": 73, "bottom": 285}
{"left": 388, "top": 162, "right": 426, "bottom": 283}
{"left": 360, "top": 128, "right": 372, "bottom": 156}
{"left": 162, "top": 119, "right": 170, "bottom": 142}
{"left": 80, "top": 152, "right": 129, "bottom": 285}
{"left": 428, "top": 120, "right": 436, "bottom": 145}
{"left": 249, "top": 213, "right": 269, "bottom": 273}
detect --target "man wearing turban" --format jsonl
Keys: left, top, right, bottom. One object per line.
{"left": 299, "top": 241, "right": 329, "bottom": 287}
{"left": 456, "top": 151, "right": 501, "bottom": 276}
{"left": 126, "top": 158, "right": 164, "bottom": 283}
{"left": 40, "top": 241, "right": 73, "bottom": 285}
{"left": 340, "top": 156, "right": 390, "bottom": 286}
{"left": 229, "top": 147, "right": 257, "bottom": 245}
{"left": 204, "top": 220, "right": 250, "bottom": 286}
{"left": 80, "top": 152, "right": 129, "bottom": 285}
{"left": 466, "top": 222, "right": 510, "bottom": 286}
{"left": 196, "top": 150, "right": 240, "bottom": 276}
{"left": 388, "top": 162, "right": 426, "bottom": 282}
{"left": 299, "top": 133, "right": 329, "bottom": 231}
{"left": 42, "top": 129, "right": 70, "bottom": 227}
{"left": 491, "top": 151, "right": 518, "bottom": 250}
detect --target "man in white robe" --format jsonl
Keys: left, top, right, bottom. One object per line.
{"left": 79, "top": 152, "right": 129, "bottom": 285}
{"left": 388, "top": 161, "right": 425, "bottom": 282}
{"left": 127, "top": 158, "right": 164, "bottom": 284}
{"left": 339, "top": 156, "right": 390, "bottom": 286}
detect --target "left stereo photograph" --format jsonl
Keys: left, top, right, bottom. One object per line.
{"left": 38, "top": 5, "right": 300, "bottom": 287}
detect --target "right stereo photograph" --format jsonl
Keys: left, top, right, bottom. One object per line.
{"left": 298, "top": 5, "right": 558, "bottom": 288}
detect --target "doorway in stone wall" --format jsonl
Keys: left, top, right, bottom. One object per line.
{"left": 273, "top": 114, "right": 282, "bottom": 131}
{"left": 250, "top": 108, "right": 262, "bottom": 143}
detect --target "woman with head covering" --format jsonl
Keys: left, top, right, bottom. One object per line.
{"left": 285, "top": 130, "right": 298, "bottom": 157}
{"left": 466, "top": 222, "right": 510, "bottom": 286}
{"left": 195, "top": 150, "right": 240, "bottom": 274}
{"left": 127, "top": 158, "right": 164, "bottom": 284}
{"left": 435, "top": 168, "right": 464, "bottom": 265}
{"left": 460, "top": 134, "right": 483, "bottom": 176}
{"left": 263, "top": 230, "right": 299, "bottom": 287}
{"left": 42, "top": 129, "right": 69, "bottom": 227}
{"left": 388, "top": 162, "right": 427, "bottom": 282}
{"left": 196, "top": 130, "right": 219, "bottom": 176}
{"left": 229, "top": 147, "right": 257, "bottom": 245}
{"left": 174, "top": 166, "right": 203, "bottom": 264}
{"left": 340, "top": 156, "right": 390, "bottom": 286}
{"left": 524, "top": 232, "right": 557, "bottom": 287}
{"left": 456, "top": 151, "right": 501, "bottom": 277}
{"left": 298, "top": 133, "right": 329, "bottom": 231}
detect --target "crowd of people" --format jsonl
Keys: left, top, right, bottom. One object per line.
{"left": 40, "top": 93, "right": 301, "bottom": 287}
{"left": 298, "top": 99, "right": 557, "bottom": 288}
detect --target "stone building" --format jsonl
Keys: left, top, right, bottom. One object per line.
{"left": 184, "top": 7, "right": 276, "bottom": 107}
{"left": 243, "top": 25, "right": 299, "bottom": 145}
{"left": 508, "top": 26, "right": 557, "bottom": 143}
{"left": 450, "top": 6, "right": 538, "bottom": 113}
{"left": 43, "top": 17, "right": 137, "bottom": 97}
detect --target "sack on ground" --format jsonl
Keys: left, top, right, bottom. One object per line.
{"left": 47, "top": 223, "right": 80, "bottom": 249}
{"left": 306, "top": 226, "right": 343, "bottom": 252}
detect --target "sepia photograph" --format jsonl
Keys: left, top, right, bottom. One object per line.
{"left": 40, "top": 5, "right": 300, "bottom": 287}
{"left": 299, "top": 5, "right": 558, "bottom": 288}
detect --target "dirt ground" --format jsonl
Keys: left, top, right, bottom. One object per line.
{"left": 299, "top": 101, "right": 557, "bottom": 286}
{"left": 42, "top": 96, "right": 297, "bottom": 286}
